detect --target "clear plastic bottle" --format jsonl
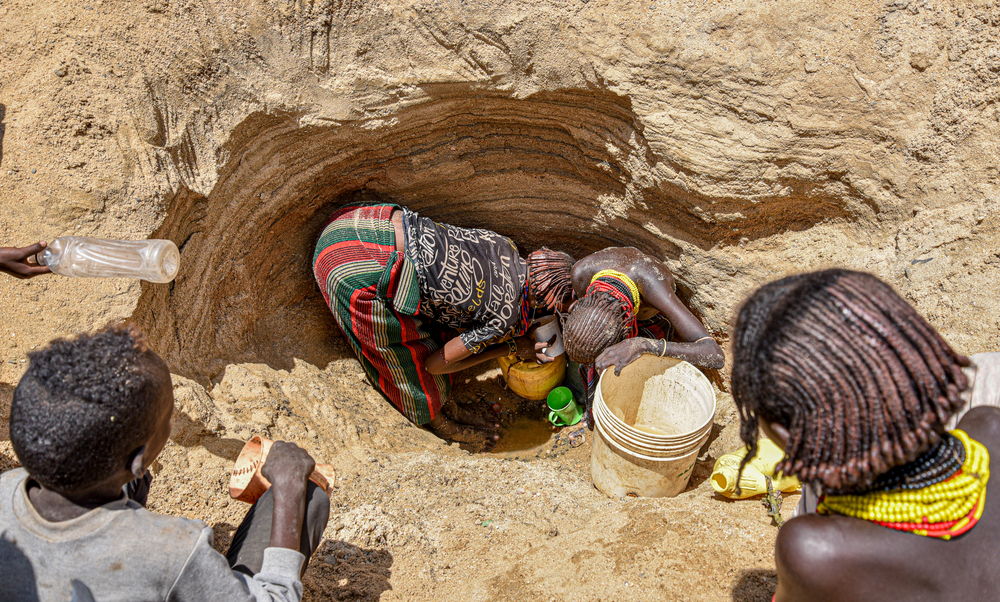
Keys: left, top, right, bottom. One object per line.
{"left": 36, "top": 236, "right": 180, "bottom": 283}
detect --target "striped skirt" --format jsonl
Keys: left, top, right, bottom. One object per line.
{"left": 313, "top": 203, "right": 449, "bottom": 425}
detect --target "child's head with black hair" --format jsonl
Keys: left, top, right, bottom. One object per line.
{"left": 731, "top": 269, "right": 969, "bottom": 493}
{"left": 10, "top": 325, "right": 173, "bottom": 494}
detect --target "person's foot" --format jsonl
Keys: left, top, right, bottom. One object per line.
{"left": 443, "top": 400, "right": 500, "bottom": 430}
{"left": 429, "top": 415, "right": 499, "bottom": 451}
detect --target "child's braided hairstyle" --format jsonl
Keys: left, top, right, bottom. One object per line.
{"left": 562, "top": 292, "right": 634, "bottom": 364}
{"left": 731, "top": 269, "right": 970, "bottom": 493}
{"left": 526, "top": 248, "right": 575, "bottom": 311}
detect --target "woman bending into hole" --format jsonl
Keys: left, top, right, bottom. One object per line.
{"left": 561, "top": 247, "right": 724, "bottom": 398}
{"left": 313, "top": 202, "right": 574, "bottom": 450}
{"left": 731, "top": 269, "right": 1000, "bottom": 600}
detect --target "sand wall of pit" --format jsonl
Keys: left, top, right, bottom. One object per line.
{"left": 2, "top": 2, "right": 1000, "bottom": 600}
{"left": 1, "top": 0, "right": 999, "bottom": 391}
{"left": 128, "top": 85, "right": 884, "bottom": 382}
{"left": 1, "top": 1, "right": 998, "bottom": 391}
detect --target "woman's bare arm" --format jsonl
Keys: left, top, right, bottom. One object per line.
{"left": 424, "top": 335, "right": 549, "bottom": 375}
{"left": 632, "top": 274, "right": 724, "bottom": 369}
{"left": 593, "top": 256, "right": 724, "bottom": 373}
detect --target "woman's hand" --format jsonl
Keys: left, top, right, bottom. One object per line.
{"left": 514, "top": 335, "right": 554, "bottom": 363}
{"left": 595, "top": 338, "right": 652, "bottom": 375}
{"left": 596, "top": 337, "right": 725, "bottom": 372}
{"left": 0, "top": 242, "right": 51, "bottom": 279}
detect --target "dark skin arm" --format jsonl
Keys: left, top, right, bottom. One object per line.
{"left": 260, "top": 441, "right": 316, "bottom": 551}
{"left": 571, "top": 247, "right": 724, "bottom": 373}
{"left": 0, "top": 241, "right": 50, "bottom": 279}
{"left": 599, "top": 337, "right": 724, "bottom": 373}
{"left": 425, "top": 334, "right": 552, "bottom": 375}
{"left": 423, "top": 334, "right": 553, "bottom": 450}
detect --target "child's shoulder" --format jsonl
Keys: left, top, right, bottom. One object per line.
{"left": 0, "top": 466, "right": 29, "bottom": 495}
{"left": 0, "top": 467, "right": 207, "bottom": 548}
{"left": 120, "top": 500, "right": 208, "bottom": 544}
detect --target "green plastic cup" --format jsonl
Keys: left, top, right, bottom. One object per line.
{"left": 547, "top": 386, "right": 582, "bottom": 426}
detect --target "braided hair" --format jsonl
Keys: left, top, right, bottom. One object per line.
{"left": 526, "top": 248, "right": 575, "bottom": 311}
{"left": 731, "top": 269, "right": 970, "bottom": 493}
{"left": 562, "top": 292, "right": 633, "bottom": 364}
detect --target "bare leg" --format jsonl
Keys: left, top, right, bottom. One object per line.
{"left": 442, "top": 399, "right": 500, "bottom": 429}
{"left": 429, "top": 414, "right": 499, "bottom": 451}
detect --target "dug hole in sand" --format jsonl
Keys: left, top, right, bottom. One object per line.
{"left": 3, "top": 0, "right": 1000, "bottom": 599}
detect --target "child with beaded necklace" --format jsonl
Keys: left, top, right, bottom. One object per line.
{"left": 731, "top": 269, "right": 1000, "bottom": 601}
{"left": 560, "top": 246, "right": 725, "bottom": 409}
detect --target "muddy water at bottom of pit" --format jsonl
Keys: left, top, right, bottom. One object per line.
{"left": 490, "top": 416, "right": 557, "bottom": 457}
{"left": 489, "top": 415, "right": 591, "bottom": 461}
{"left": 454, "top": 369, "right": 590, "bottom": 462}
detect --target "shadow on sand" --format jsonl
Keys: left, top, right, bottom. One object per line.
{"left": 731, "top": 568, "right": 777, "bottom": 602}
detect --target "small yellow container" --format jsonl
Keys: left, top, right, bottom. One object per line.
{"left": 498, "top": 353, "right": 567, "bottom": 401}
{"left": 710, "top": 437, "right": 800, "bottom": 499}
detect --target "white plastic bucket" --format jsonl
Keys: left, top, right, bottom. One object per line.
{"left": 590, "top": 355, "right": 716, "bottom": 498}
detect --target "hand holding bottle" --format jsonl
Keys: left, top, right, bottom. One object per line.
{"left": 0, "top": 242, "right": 51, "bottom": 279}
{"left": 36, "top": 237, "right": 179, "bottom": 283}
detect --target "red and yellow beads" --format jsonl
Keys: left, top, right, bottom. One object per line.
{"left": 818, "top": 429, "right": 990, "bottom": 540}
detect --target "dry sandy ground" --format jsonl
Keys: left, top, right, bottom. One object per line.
{"left": 2, "top": 0, "right": 1000, "bottom": 599}
{"left": 0, "top": 355, "right": 786, "bottom": 601}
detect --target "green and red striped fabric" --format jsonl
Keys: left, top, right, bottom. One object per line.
{"left": 313, "top": 203, "right": 448, "bottom": 425}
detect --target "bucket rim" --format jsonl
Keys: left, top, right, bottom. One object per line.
{"left": 595, "top": 417, "right": 709, "bottom": 460}
{"left": 595, "top": 359, "right": 717, "bottom": 437}
{"left": 592, "top": 401, "right": 712, "bottom": 447}
{"left": 593, "top": 408, "right": 711, "bottom": 453}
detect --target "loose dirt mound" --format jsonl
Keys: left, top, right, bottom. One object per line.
{"left": 2, "top": 1, "right": 1000, "bottom": 599}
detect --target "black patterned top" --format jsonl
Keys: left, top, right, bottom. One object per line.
{"left": 402, "top": 208, "right": 527, "bottom": 353}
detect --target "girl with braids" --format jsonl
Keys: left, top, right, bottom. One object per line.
{"left": 313, "top": 201, "right": 575, "bottom": 450}
{"left": 561, "top": 247, "right": 724, "bottom": 396}
{"left": 732, "top": 269, "right": 1000, "bottom": 601}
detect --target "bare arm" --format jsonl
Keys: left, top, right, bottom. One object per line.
{"left": 425, "top": 336, "right": 505, "bottom": 375}
{"left": 637, "top": 272, "right": 723, "bottom": 366}
{"left": 595, "top": 269, "right": 724, "bottom": 373}
{"left": 425, "top": 335, "right": 549, "bottom": 375}
{"left": 260, "top": 442, "right": 315, "bottom": 551}
{"left": 596, "top": 337, "right": 724, "bottom": 375}
{"left": 0, "top": 241, "right": 51, "bottom": 279}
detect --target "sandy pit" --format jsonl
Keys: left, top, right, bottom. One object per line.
{"left": 2, "top": 0, "right": 1000, "bottom": 599}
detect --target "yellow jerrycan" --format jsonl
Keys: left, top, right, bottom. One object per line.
{"left": 711, "top": 437, "right": 800, "bottom": 499}
{"left": 498, "top": 353, "right": 567, "bottom": 401}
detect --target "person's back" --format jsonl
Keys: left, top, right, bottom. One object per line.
{"left": 561, "top": 246, "right": 724, "bottom": 385}
{"left": 0, "top": 468, "right": 210, "bottom": 600}
{"left": 774, "top": 407, "right": 1000, "bottom": 601}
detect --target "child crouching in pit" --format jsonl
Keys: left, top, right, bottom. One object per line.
{"left": 0, "top": 325, "right": 330, "bottom": 601}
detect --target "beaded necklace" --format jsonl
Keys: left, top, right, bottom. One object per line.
{"left": 858, "top": 434, "right": 965, "bottom": 493}
{"left": 515, "top": 281, "right": 536, "bottom": 337}
{"left": 588, "top": 270, "right": 640, "bottom": 337}
{"left": 818, "top": 429, "right": 990, "bottom": 540}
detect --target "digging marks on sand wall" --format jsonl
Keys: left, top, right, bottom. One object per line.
{"left": 4, "top": 2, "right": 1000, "bottom": 599}
{"left": 128, "top": 86, "right": 866, "bottom": 384}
